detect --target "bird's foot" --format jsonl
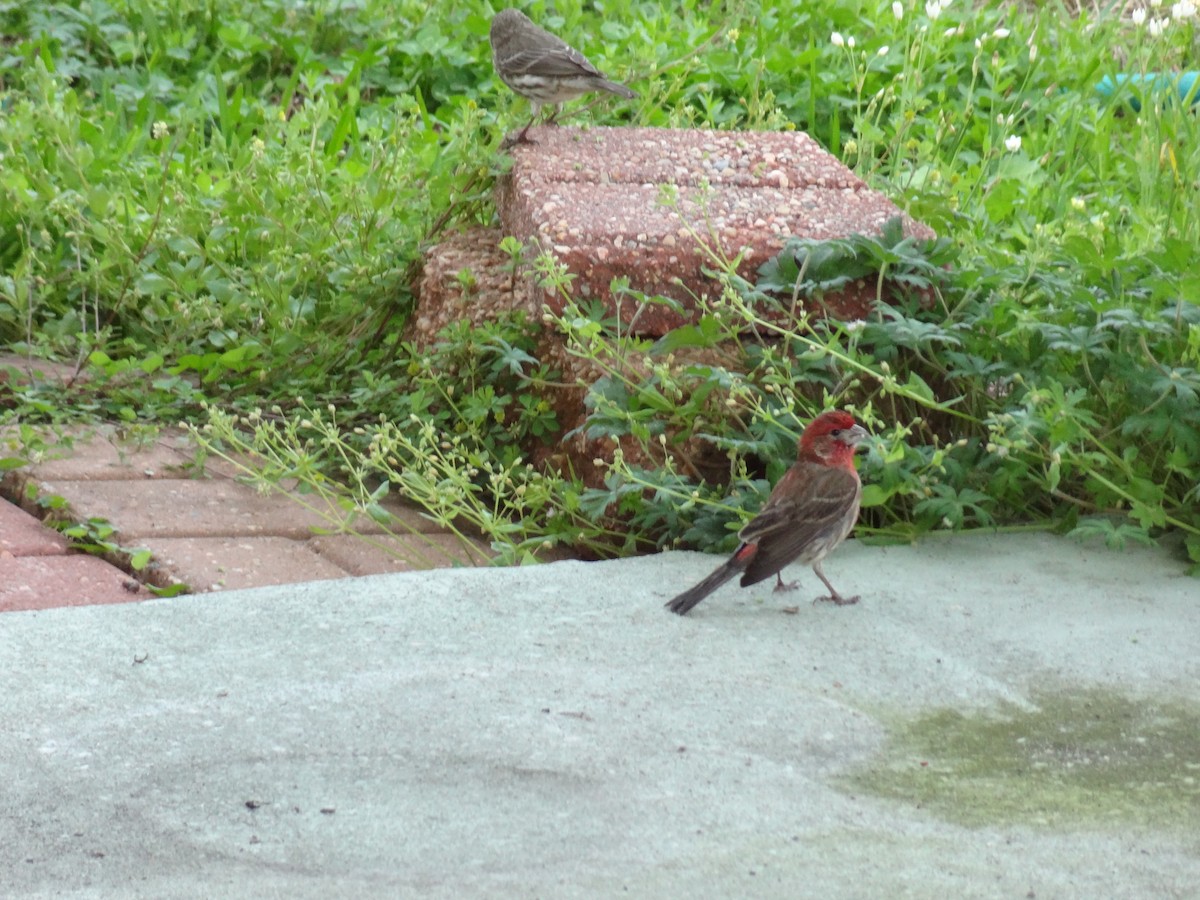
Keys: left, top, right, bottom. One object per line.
{"left": 501, "top": 131, "right": 538, "bottom": 150}
{"left": 773, "top": 577, "right": 799, "bottom": 594}
{"left": 814, "top": 593, "right": 860, "bottom": 607}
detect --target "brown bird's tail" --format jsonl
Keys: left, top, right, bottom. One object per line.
{"left": 597, "top": 79, "right": 636, "bottom": 99}
{"left": 665, "top": 551, "right": 749, "bottom": 616}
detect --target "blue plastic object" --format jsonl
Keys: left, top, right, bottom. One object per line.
{"left": 1095, "top": 72, "right": 1200, "bottom": 111}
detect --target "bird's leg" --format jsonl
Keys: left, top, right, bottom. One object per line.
{"left": 812, "top": 562, "right": 859, "bottom": 606}
{"left": 773, "top": 572, "right": 799, "bottom": 593}
{"left": 502, "top": 102, "right": 544, "bottom": 148}
{"left": 506, "top": 114, "right": 538, "bottom": 146}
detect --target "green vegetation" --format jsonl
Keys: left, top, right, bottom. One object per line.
{"left": 2, "top": 0, "right": 1198, "bottom": 568}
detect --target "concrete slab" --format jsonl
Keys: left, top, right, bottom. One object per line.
{"left": 0, "top": 500, "right": 69, "bottom": 556}
{"left": 0, "top": 554, "right": 148, "bottom": 610}
{"left": 139, "top": 536, "right": 353, "bottom": 592}
{"left": 2, "top": 533, "right": 1197, "bottom": 897}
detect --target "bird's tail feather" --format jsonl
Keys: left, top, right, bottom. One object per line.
{"left": 665, "top": 559, "right": 740, "bottom": 616}
{"left": 599, "top": 79, "right": 637, "bottom": 99}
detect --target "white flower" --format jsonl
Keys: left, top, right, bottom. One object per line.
{"left": 151, "top": 120, "right": 169, "bottom": 139}
{"left": 1148, "top": 15, "right": 1169, "bottom": 34}
{"left": 1028, "top": 43, "right": 1038, "bottom": 62}
{"left": 831, "top": 31, "right": 845, "bottom": 46}
{"left": 893, "top": 1, "right": 904, "bottom": 19}
{"left": 848, "top": 35, "right": 856, "bottom": 48}
{"left": 1131, "top": 7, "right": 1147, "bottom": 24}
{"left": 926, "top": 0, "right": 943, "bottom": 19}
{"left": 878, "top": 45, "right": 890, "bottom": 56}
{"left": 1070, "top": 196, "right": 1086, "bottom": 211}
{"left": 992, "top": 27, "right": 1011, "bottom": 38}
{"left": 1172, "top": 0, "right": 1196, "bottom": 17}
{"left": 1004, "top": 134, "right": 1022, "bottom": 152}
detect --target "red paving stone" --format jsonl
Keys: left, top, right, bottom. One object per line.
{"left": 142, "top": 535, "right": 354, "bottom": 592}
{"left": 0, "top": 423, "right": 494, "bottom": 608}
{"left": 32, "top": 479, "right": 345, "bottom": 541}
{"left": 0, "top": 553, "right": 150, "bottom": 611}
{"left": 309, "top": 533, "right": 492, "bottom": 576}
{"left": 14, "top": 427, "right": 216, "bottom": 480}
{"left": 0, "top": 500, "right": 70, "bottom": 556}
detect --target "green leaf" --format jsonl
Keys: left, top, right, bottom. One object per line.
{"left": 859, "top": 483, "right": 893, "bottom": 508}
{"left": 135, "top": 273, "right": 172, "bottom": 295}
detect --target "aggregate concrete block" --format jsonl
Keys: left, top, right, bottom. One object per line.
{"left": 494, "top": 126, "right": 934, "bottom": 334}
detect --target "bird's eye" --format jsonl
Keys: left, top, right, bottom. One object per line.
{"left": 830, "top": 429, "right": 842, "bottom": 436}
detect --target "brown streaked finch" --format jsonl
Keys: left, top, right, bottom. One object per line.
{"left": 489, "top": 8, "right": 636, "bottom": 145}
{"left": 665, "top": 410, "right": 870, "bottom": 615}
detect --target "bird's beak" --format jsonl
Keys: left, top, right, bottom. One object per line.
{"left": 846, "top": 423, "right": 870, "bottom": 448}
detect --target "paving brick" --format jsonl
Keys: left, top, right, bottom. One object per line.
{"left": 0, "top": 499, "right": 69, "bottom": 556}
{"left": 140, "top": 536, "right": 352, "bottom": 592}
{"left": 1, "top": 410, "right": 502, "bottom": 598}
{"left": 4, "top": 424, "right": 241, "bottom": 481}
{"left": 0, "top": 353, "right": 76, "bottom": 387}
{"left": 0, "top": 555, "right": 149, "bottom": 611}
{"left": 30, "top": 476, "right": 448, "bottom": 541}
{"left": 27, "top": 479, "right": 343, "bottom": 540}
{"left": 309, "top": 533, "right": 492, "bottom": 576}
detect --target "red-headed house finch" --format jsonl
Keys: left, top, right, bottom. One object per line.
{"left": 665, "top": 410, "right": 870, "bottom": 616}
{"left": 489, "top": 8, "right": 636, "bottom": 145}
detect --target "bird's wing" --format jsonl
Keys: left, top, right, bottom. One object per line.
{"left": 501, "top": 45, "right": 603, "bottom": 79}
{"left": 737, "top": 463, "right": 861, "bottom": 586}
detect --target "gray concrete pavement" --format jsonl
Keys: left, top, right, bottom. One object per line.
{"left": 3, "top": 533, "right": 1199, "bottom": 898}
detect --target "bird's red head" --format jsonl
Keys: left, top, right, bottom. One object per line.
{"left": 798, "top": 410, "right": 870, "bottom": 468}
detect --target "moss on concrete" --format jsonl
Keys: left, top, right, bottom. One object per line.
{"left": 844, "top": 688, "right": 1200, "bottom": 831}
